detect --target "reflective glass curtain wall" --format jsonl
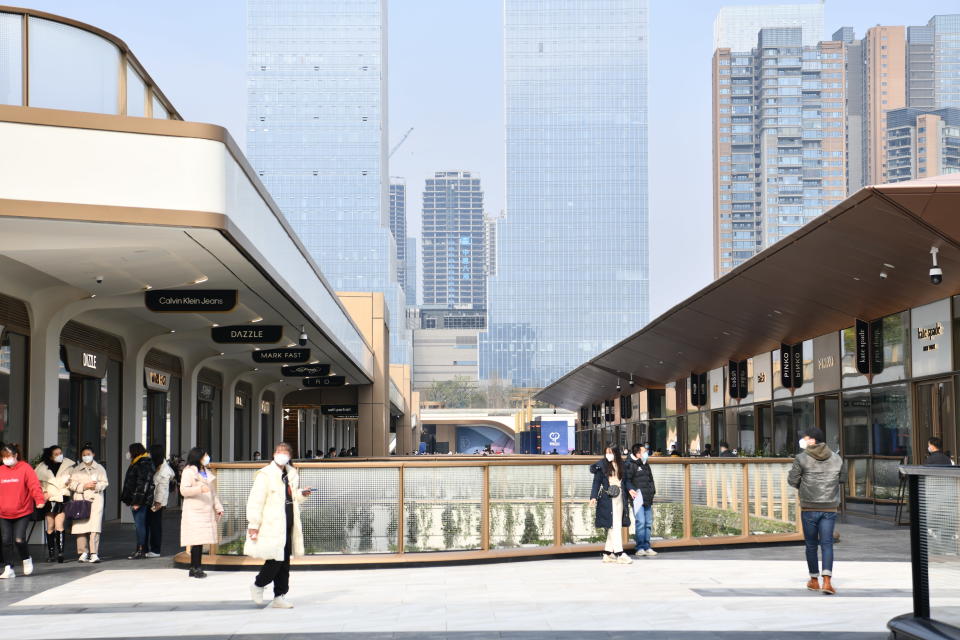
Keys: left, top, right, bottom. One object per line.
{"left": 482, "top": 0, "right": 650, "bottom": 389}
{"left": 246, "top": 0, "right": 409, "bottom": 363}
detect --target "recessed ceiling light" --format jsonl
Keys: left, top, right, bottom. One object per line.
{"left": 169, "top": 330, "right": 176, "bottom": 334}
{"left": 251, "top": 317, "right": 263, "bottom": 323}
{"left": 144, "top": 285, "right": 153, "bottom": 291}
{"left": 883, "top": 263, "right": 895, "bottom": 270}
{"left": 192, "top": 276, "right": 209, "bottom": 284}
{"left": 211, "top": 323, "right": 219, "bottom": 327}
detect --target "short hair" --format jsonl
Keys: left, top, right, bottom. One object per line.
{"left": 79, "top": 443, "right": 95, "bottom": 455}
{"left": 275, "top": 442, "right": 293, "bottom": 454}
{"left": 719, "top": 441, "right": 729, "bottom": 449}
{"left": 631, "top": 443, "right": 646, "bottom": 454}
{"left": 802, "top": 427, "right": 825, "bottom": 444}
{"left": 929, "top": 437, "right": 943, "bottom": 450}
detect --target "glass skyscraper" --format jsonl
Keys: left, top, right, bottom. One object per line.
{"left": 481, "top": 0, "right": 649, "bottom": 389}
{"left": 713, "top": 3, "right": 824, "bottom": 51}
{"left": 389, "top": 179, "right": 408, "bottom": 297}
{"left": 246, "top": 0, "right": 409, "bottom": 363}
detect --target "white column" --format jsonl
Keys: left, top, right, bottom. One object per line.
{"left": 221, "top": 373, "right": 240, "bottom": 462}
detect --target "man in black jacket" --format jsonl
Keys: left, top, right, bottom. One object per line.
{"left": 924, "top": 437, "right": 954, "bottom": 465}
{"left": 624, "top": 443, "right": 657, "bottom": 558}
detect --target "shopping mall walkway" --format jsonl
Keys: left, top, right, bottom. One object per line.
{"left": 0, "top": 513, "right": 937, "bottom": 639}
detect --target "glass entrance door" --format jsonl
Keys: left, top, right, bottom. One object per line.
{"left": 916, "top": 379, "right": 957, "bottom": 464}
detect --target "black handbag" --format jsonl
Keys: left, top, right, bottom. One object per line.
{"left": 65, "top": 499, "right": 92, "bottom": 521}
{"left": 605, "top": 485, "right": 621, "bottom": 498}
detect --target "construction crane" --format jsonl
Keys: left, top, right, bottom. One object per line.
{"left": 389, "top": 127, "right": 414, "bottom": 158}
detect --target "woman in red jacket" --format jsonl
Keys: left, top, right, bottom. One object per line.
{"left": 0, "top": 443, "right": 45, "bottom": 579}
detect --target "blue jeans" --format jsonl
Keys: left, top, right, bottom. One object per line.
{"left": 633, "top": 501, "right": 653, "bottom": 551}
{"left": 131, "top": 506, "right": 149, "bottom": 549}
{"left": 801, "top": 511, "right": 836, "bottom": 577}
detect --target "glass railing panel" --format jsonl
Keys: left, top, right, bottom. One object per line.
{"left": 403, "top": 466, "right": 483, "bottom": 552}
{"left": 0, "top": 12, "right": 22, "bottom": 106}
{"left": 560, "top": 463, "right": 603, "bottom": 545}
{"left": 488, "top": 465, "right": 554, "bottom": 549}
{"left": 213, "top": 466, "right": 256, "bottom": 555}
{"left": 650, "top": 463, "right": 685, "bottom": 541}
{"left": 920, "top": 474, "right": 960, "bottom": 628}
{"left": 689, "top": 463, "right": 744, "bottom": 538}
{"left": 746, "top": 462, "right": 799, "bottom": 535}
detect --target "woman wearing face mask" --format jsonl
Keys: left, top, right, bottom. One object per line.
{"left": 35, "top": 445, "right": 73, "bottom": 563}
{"left": 68, "top": 445, "right": 108, "bottom": 563}
{"left": 589, "top": 445, "right": 632, "bottom": 564}
{"left": 0, "top": 443, "right": 46, "bottom": 578}
{"left": 119, "top": 443, "right": 155, "bottom": 560}
{"left": 246, "top": 443, "right": 312, "bottom": 608}
{"left": 146, "top": 444, "right": 176, "bottom": 559}
{"left": 179, "top": 447, "right": 223, "bottom": 578}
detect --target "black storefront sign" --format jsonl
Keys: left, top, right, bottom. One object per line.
{"left": 780, "top": 342, "right": 804, "bottom": 389}
{"left": 856, "top": 318, "right": 886, "bottom": 375}
{"left": 690, "top": 372, "right": 708, "bottom": 407}
{"left": 252, "top": 348, "right": 310, "bottom": 364}
{"left": 870, "top": 319, "right": 885, "bottom": 375}
{"left": 738, "top": 361, "right": 749, "bottom": 397}
{"left": 145, "top": 289, "right": 238, "bottom": 313}
{"left": 728, "top": 360, "right": 748, "bottom": 400}
{"left": 281, "top": 363, "right": 331, "bottom": 377}
{"left": 791, "top": 343, "right": 803, "bottom": 388}
{"left": 302, "top": 376, "right": 346, "bottom": 388}
{"left": 62, "top": 345, "right": 108, "bottom": 379}
{"left": 211, "top": 325, "right": 283, "bottom": 344}
{"left": 144, "top": 368, "right": 171, "bottom": 391}
{"left": 856, "top": 319, "right": 870, "bottom": 374}
{"left": 322, "top": 405, "right": 359, "bottom": 418}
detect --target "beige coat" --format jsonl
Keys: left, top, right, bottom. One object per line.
{"left": 36, "top": 458, "right": 75, "bottom": 503}
{"left": 67, "top": 461, "right": 109, "bottom": 534}
{"left": 179, "top": 466, "right": 223, "bottom": 547}
{"left": 244, "top": 463, "right": 307, "bottom": 561}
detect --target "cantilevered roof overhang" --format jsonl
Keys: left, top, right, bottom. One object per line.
{"left": 536, "top": 174, "right": 960, "bottom": 410}
{"left": 0, "top": 106, "right": 374, "bottom": 384}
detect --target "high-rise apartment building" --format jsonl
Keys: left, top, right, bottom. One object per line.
{"left": 246, "top": 0, "right": 409, "bottom": 363}
{"left": 712, "top": 27, "right": 846, "bottom": 276}
{"left": 405, "top": 237, "right": 417, "bottom": 307}
{"left": 389, "top": 178, "right": 408, "bottom": 295}
{"left": 484, "top": 211, "right": 503, "bottom": 279}
{"left": 886, "top": 107, "right": 960, "bottom": 182}
{"left": 421, "top": 171, "right": 486, "bottom": 310}
{"left": 482, "top": 0, "right": 649, "bottom": 389}
{"left": 714, "top": 2, "right": 823, "bottom": 51}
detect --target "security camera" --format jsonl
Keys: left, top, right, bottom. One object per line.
{"left": 879, "top": 270, "right": 888, "bottom": 279}
{"left": 298, "top": 325, "right": 308, "bottom": 346}
{"left": 930, "top": 247, "right": 943, "bottom": 285}
{"left": 95, "top": 275, "right": 104, "bottom": 284}
{"left": 616, "top": 383, "right": 622, "bottom": 392}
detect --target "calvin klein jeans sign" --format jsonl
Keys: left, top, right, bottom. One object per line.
{"left": 252, "top": 348, "right": 310, "bottom": 364}
{"left": 145, "top": 290, "right": 237, "bottom": 313}
{"left": 302, "top": 376, "right": 346, "bottom": 388}
{"left": 211, "top": 325, "right": 282, "bottom": 344}
{"left": 281, "top": 364, "right": 331, "bottom": 377}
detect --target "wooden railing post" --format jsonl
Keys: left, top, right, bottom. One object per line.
{"left": 397, "top": 464, "right": 405, "bottom": 554}
{"left": 683, "top": 462, "right": 693, "bottom": 541}
{"left": 741, "top": 463, "right": 751, "bottom": 536}
{"left": 554, "top": 463, "right": 563, "bottom": 548}
{"left": 481, "top": 464, "right": 490, "bottom": 551}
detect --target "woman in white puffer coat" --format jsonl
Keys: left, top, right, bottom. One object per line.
{"left": 245, "top": 443, "right": 311, "bottom": 609}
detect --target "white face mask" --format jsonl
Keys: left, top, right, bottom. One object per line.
{"left": 928, "top": 446, "right": 935, "bottom": 454}
{"left": 125, "top": 452, "right": 132, "bottom": 461}
{"left": 640, "top": 452, "right": 649, "bottom": 463}
{"left": 201, "top": 455, "right": 211, "bottom": 467}
{"left": 53, "top": 454, "right": 64, "bottom": 464}
{"left": 82, "top": 455, "right": 94, "bottom": 464}
{"left": 2, "top": 457, "right": 15, "bottom": 467}
{"left": 799, "top": 438, "right": 809, "bottom": 450}
{"left": 605, "top": 453, "right": 615, "bottom": 462}
{"left": 274, "top": 453, "right": 290, "bottom": 467}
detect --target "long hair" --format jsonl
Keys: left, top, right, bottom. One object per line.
{"left": 186, "top": 447, "right": 207, "bottom": 472}
{"left": 149, "top": 444, "right": 165, "bottom": 468}
{"left": 601, "top": 444, "right": 624, "bottom": 480}
{"left": 42, "top": 444, "right": 62, "bottom": 465}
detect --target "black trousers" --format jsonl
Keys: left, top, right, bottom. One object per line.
{"left": 190, "top": 545, "right": 203, "bottom": 569}
{"left": 254, "top": 505, "right": 293, "bottom": 597}
{"left": 146, "top": 507, "right": 163, "bottom": 554}
{"left": 0, "top": 516, "right": 31, "bottom": 565}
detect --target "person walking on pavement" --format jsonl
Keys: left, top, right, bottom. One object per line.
{"left": 589, "top": 445, "right": 632, "bottom": 565}
{"left": 35, "top": 445, "right": 73, "bottom": 563}
{"left": 68, "top": 445, "right": 108, "bottom": 563}
{"left": 146, "top": 445, "right": 176, "bottom": 558}
{"left": 624, "top": 443, "right": 657, "bottom": 558}
{"left": 924, "top": 437, "right": 954, "bottom": 465}
{"left": 246, "top": 443, "right": 312, "bottom": 608}
{"left": 0, "top": 443, "right": 45, "bottom": 578}
{"left": 179, "top": 447, "right": 223, "bottom": 578}
{"left": 120, "top": 443, "right": 155, "bottom": 560}
{"left": 787, "top": 427, "right": 843, "bottom": 595}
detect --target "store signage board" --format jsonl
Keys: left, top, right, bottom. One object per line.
{"left": 791, "top": 343, "right": 803, "bottom": 388}
{"left": 62, "top": 345, "right": 107, "bottom": 379}
{"left": 252, "top": 348, "right": 310, "bottom": 364}
{"left": 911, "top": 299, "right": 952, "bottom": 377}
{"left": 322, "top": 404, "right": 359, "bottom": 417}
{"left": 738, "top": 360, "right": 749, "bottom": 398}
{"left": 302, "top": 376, "right": 346, "bottom": 387}
{"left": 212, "top": 325, "right": 282, "bottom": 344}
{"left": 870, "top": 319, "right": 885, "bottom": 375}
{"left": 281, "top": 364, "right": 331, "bottom": 377}
{"left": 145, "top": 290, "right": 237, "bottom": 313}
{"left": 728, "top": 360, "right": 740, "bottom": 399}
{"left": 144, "top": 367, "right": 171, "bottom": 391}
{"left": 780, "top": 343, "right": 792, "bottom": 388}
{"left": 855, "top": 319, "right": 870, "bottom": 374}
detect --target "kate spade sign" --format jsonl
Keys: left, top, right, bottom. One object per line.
{"left": 145, "top": 290, "right": 237, "bottom": 313}
{"left": 211, "top": 325, "right": 283, "bottom": 344}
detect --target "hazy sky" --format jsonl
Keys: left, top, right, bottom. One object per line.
{"left": 21, "top": 0, "right": 960, "bottom": 318}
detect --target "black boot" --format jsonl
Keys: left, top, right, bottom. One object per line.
{"left": 46, "top": 533, "right": 56, "bottom": 563}
{"left": 55, "top": 532, "right": 65, "bottom": 564}
{"left": 128, "top": 546, "right": 145, "bottom": 560}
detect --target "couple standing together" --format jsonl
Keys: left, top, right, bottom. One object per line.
{"left": 590, "top": 443, "right": 657, "bottom": 564}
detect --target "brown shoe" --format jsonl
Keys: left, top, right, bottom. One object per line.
{"left": 806, "top": 577, "right": 821, "bottom": 591}
{"left": 821, "top": 576, "right": 836, "bottom": 595}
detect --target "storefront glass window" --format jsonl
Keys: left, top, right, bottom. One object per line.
{"left": 793, "top": 396, "right": 815, "bottom": 451}
{"left": 687, "top": 412, "right": 702, "bottom": 455}
{"left": 0, "top": 331, "right": 26, "bottom": 448}
{"left": 872, "top": 312, "right": 909, "bottom": 384}
{"left": 871, "top": 384, "right": 910, "bottom": 503}
{"left": 842, "top": 389, "right": 871, "bottom": 499}
{"left": 737, "top": 405, "right": 755, "bottom": 454}
{"left": 773, "top": 400, "right": 793, "bottom": 457}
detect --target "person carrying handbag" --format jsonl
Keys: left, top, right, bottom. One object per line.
{"left": 67, "top": 445, "right": 108, "bottom": 563}
{"left": 589, "top": 445, "right": 632, "bottom": 565}
{"left": 34, "top": 445, "right": 73, "bottom": 563}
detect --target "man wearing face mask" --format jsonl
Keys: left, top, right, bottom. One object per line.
{"left": 246, "top": 443, "right": 312, "bottom": 608}
{"left": 787, "top": 427, "right": 843, "bottom": 595}
{"left": 624, "top": 443, "right": 657, "bottom": 557}
{"left": 924, "top": 437, "right": 954, "bottom": 466}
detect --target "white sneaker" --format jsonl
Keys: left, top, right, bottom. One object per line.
{"left": 250, "top": 584, "right": 265, "bottom": 605}
{"left": 144, "top": 552, "right": 161, "bottom": 558}
{"left": 78, "top": 553, "right": 89, "bottom": 563}
{"left": 88, "top": 554, "right": 101, "bottom": 564}
{"left": 616, "top": 553, "right": 633, "bottom": 565}
{"left": 269, "top": 596, "right": 294, "bottom": 609}
{"left": 634, "top": 551, "right": 647, "bottom": 559}
{"left": 22, "top": 558, "right": 33, "bottom": 576}
{"left": 602, "top": 553, "right": 616, "bottom": 563}
{"left": 0, "top": 566, "right": 14, "bottom": 579}
{"left": 645, "top": 548, "right": 658, "bottom": 556}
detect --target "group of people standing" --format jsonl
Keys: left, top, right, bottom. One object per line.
{"left": 589, "top": 442, "right": 658, "bottom": 564}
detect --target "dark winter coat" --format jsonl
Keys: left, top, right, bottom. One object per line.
{"left": 623, "top": 455, "right": 656, "bottom": 508}
{"left": 589, "top": 460, "right": 631, "bottom": 530}
{"left": 924, "top": 451, "right": 954, "bottom": 466}
{"left": 787, "top": 443, "right": 843, "bottom": 511}
{"left": 120, "top": 454, "right": 155, "bottom": 507}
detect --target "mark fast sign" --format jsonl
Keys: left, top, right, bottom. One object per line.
{"left": 211, "top": 325, "right": 283, "bottom": 344}
{"left": 281, "top": 364, "right": 331, "bottom": 377}
{"left": 252, "top": 348, "right": 310, "bottom": 364}
{"left": 145, "top": 290, "right": 237, "bottom": 313}
{"left": 302, "top": 376, "right": 346, "bottom": 388}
